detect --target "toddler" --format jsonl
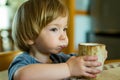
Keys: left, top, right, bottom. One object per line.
{"left": 8, "top": 0, "right": 105, "bottom": 80}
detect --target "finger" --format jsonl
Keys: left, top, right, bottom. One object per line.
{"left": 82, "top": 72, "right": 97, "bottom": 78}
{"left": 83, "top": 56, "right": 98, "bottom": 61}
{"left": 85, "top": 67, "right": 101, "bottom": 74}
{"left": 84, "top": 61, "right": 101, "bottom": 67}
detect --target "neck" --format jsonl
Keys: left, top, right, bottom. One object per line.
{"left": 29, "top": 46, "right": 52, "bottom": 63}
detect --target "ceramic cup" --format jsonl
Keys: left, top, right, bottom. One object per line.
{"left": 78, "top": 43, "right": 107, "bottom": 80}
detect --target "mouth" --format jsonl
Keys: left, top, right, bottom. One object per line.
{"left": 59, "top": 45, "right": 67, "bottom": 49}
{"left": 56, "top": 44, "right": 67, "bottom": 52}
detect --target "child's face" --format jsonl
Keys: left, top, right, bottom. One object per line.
{"left": 33, "top": 16, "right": 68, "bottom": 54}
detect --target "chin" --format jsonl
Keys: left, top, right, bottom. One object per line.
{"left": 52, "top": 50, "right": 61, "bottom": 54}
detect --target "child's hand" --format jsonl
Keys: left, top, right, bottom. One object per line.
{"left": 66, "top": 56, "right": 101, "bottom": 78}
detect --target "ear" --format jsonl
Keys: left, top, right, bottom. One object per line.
{"left": 27, "top": 40, "right": 34, "bottom": 45}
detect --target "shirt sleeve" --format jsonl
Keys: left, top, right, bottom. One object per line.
{"left": 8, "top": 55, "right": 27, "bottom": 80}
{"left": 8, "top": 53, "right": 39, "bottom": 80}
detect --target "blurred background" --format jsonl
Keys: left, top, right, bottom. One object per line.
{"left": 0, "top": 0, "right": 27, "bottom": 52}
{"left": 0, "top": 0, "right": 120, "bottom": 60}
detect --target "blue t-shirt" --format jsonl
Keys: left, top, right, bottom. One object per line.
{"left": 8, "top": 52, "right": 76, "bottom": 80}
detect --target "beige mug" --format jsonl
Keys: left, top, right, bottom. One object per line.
{"left": 78, "top": 43, "right": 107, "bottom": 80}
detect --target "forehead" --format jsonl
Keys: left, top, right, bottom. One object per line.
{"left": 48, "top": 16, "right": 68, "bottom": 25}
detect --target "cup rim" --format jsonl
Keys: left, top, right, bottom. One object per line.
{"left": 79, "top": 43, "right": 105, "bottom": 46}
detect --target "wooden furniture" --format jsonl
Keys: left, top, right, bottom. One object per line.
{"left": 61, "top": 0, "right": 75, "bottom": 53}
{"left": 105, "top": 59, "right": 120, "bottom": 64}
{"left": 0, "top": 50, "right": 21, "bottom": 71}
{"left": 0, "top": 50, "right": 21, "bottom": 80}
{"left": 62, "top": 0, "right": 91, "bottom": 53}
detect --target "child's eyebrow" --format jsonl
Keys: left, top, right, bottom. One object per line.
{"left": 47, "top": 24, "right": 68, "bottom": 28}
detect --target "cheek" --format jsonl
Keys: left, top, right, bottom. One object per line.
{"left": 66, "top": 39, "right": 69, "bottom": 46}
{"left": 66, "top": 36, "right": 69, "bottom": 43}
{"left": 41, "top": 36, "right": 58, "bottom": 47}
{"left": 47, "top": 38, "right": 58, "bottom": 45}
{"left": 46, "top": 34, "right": 59, "bottom": 43}
{"left": 66, "top": 35, "right": 68, "bottom": 41}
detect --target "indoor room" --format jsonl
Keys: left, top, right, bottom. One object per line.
{"left": 0, "top": 0, "right": 120, "bottom": 80}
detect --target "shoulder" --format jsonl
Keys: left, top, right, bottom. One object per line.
{"left": 11, "top": 52, "right": 38, "bottom": 64}
{"left": 8, "top": 52, "right": 39, "bottom": 80}
{"left": 9, "top": 52, "right": 40, "bottom": 70}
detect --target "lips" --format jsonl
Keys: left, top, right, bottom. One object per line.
{"left": 59, "top": 45, "right": 67, "bottom": 49}
{"left": 56, "top": 44, "right": 67, "bottom": 52}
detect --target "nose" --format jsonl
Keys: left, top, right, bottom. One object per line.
{"left": 59, "top": 31, "right": 67, "bottom": 41}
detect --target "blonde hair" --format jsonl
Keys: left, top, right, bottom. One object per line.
{"left": 12, "top": 0, "right": 68, "bottom": 52}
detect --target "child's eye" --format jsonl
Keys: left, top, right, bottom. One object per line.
{"left": 50, "top": 28, "right": 58, "bottom": 32}
{"left": 63, "top": 28, "right": 68, "bottom": 31}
